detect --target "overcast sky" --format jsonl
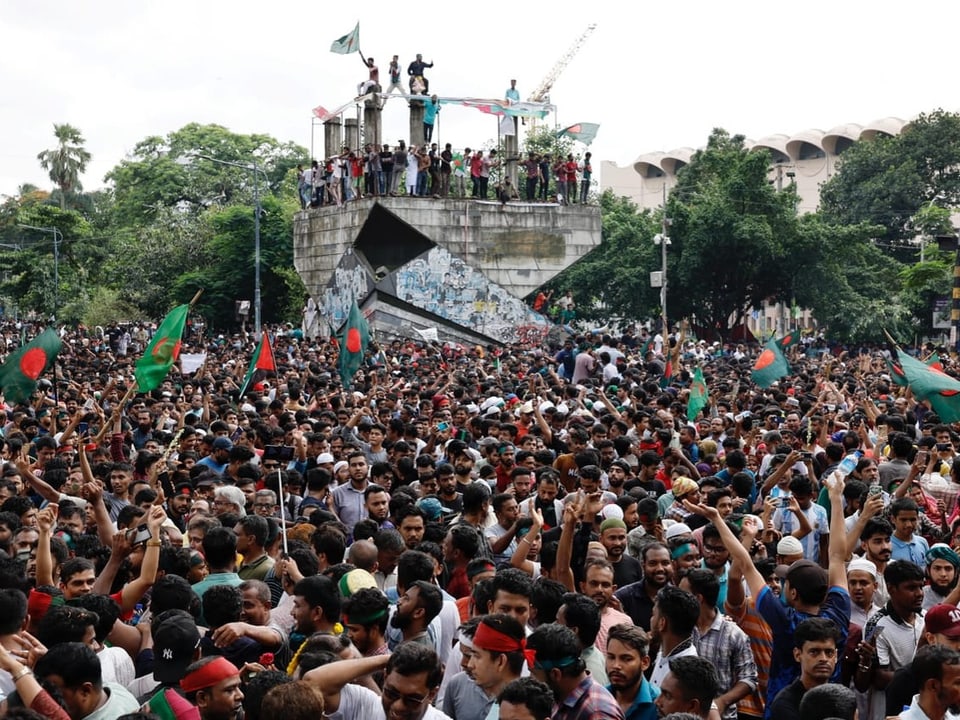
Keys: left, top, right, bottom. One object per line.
{"left": 4, "top": 1, "right": 959, "bottom": 199}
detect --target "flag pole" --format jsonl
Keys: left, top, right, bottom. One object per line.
{"left": 278, "top": 469, "right": 288, "bottom": 555}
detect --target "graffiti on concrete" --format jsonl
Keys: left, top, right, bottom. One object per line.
{"left": 321, "top": 253, "right": 372, "bottom": 327}
{"left": 394, "top": 247, "right": 551, "bottom": 343}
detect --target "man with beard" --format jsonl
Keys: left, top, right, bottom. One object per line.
{"left": 578, "top": 558, "right": 631, "bottom": 656}
{"left": 599, "top": 518, "right": 642, "bottom": 587}
{"left": 855, "top": 516, "right": 894, "bottom": 608}
{"left": 605, "top": 623, "right": 658, "bottom": 720}
{"left": 180, "top": 656, "right": 245, "bottom": 720}
{"left": 648, "top": 585, "right": 701, "bottom": 689}
{"left": 607, "top": 460, "right": 630, "bottom": 498}
{"left": 342, "top": 587, "right": 390, "bottom": 658}
{"left": 103, "top": 462, "right": 134, "bottom": 521}
{"left": 391, "top": 580, "right": 443, "bottom": 650}
{"left": 452, "top": 445, "right": 477, "bottom": 491}
{"left": 132, "top": 409, "right": 157, "bottom": 451}
{"left": 165, "top": 482, "right": 193, "bottom": 533}
{"left": 508, "top": 467, "right": 535, "bottom": 504}
{"left": 305, "top": 642, "right": 452, "bottom": 720}
{"left": 436, "top": 464, "right": 463, "bottom": 514}
{"left": 615, "top": 543, "right": 672, "bottom": 632}
{"left": 495, "top": 443, "right": 517, "bottom": 492}
{"left": 897, "top": 645, "right": 960, "bottom": 720}
{"left": 526, "top": 623, "right": 623, "bottom": 720}
{"left": 364, "top": 484, "right": 393, "bottom": 530}
{"left": 769, "top": 619, "right": 841, "bottom": 720}
{"left": 886, "top": 603, "right": 960, "bottom": 715}
{"left": 487, "top": 493, "right": 521, "bottom": 566}
{"left": 289, "top": 575, "right": 342, "bottom": 657}
{"left": 924, "top": 544, "right": 960, "bottom": 611}
{"left": 700, "top": 521, "right": 736, "bottom": 610}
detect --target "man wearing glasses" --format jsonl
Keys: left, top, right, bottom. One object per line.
{"left": 304, "top": 641, "right": 452, "bottom": 719}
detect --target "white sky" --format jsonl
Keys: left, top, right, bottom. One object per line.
{"left": 3, "top": 0, "right": 959, "bottom": 199}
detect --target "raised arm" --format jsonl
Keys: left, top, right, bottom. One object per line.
{"left": 685, "top": 499, "right": 767, "bottom": 600}
{"left": 303, "top": 654, "right": 391, "bottom": 714}
{"left": 825, "top": 471, "right": 849, "bottom": 590}
{"left": 511, "top": 507, "right": 543, "bottom": 576}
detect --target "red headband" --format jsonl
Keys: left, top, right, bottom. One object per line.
{"left": 474, "top": 622, "right": 536, "bottom": 668}
{"left": 180, "top": 657, "right": 239, "bottom": 693}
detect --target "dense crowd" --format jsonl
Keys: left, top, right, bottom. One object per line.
{"left": 297, "top": 146, "right": 592, "bottom": 208}
{"left": 0, "top": 319, "right": 958, "bottom": 719}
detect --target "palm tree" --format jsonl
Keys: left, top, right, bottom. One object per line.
{"left": 37, "top": 124, "right": 92, "bottom": 210}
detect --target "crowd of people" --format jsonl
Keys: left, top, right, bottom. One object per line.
{"left": 0, "top": 318, "right": 959, "bottom": 719}
{"left": 297, "top": 147, "right": 592, "bottom": 208}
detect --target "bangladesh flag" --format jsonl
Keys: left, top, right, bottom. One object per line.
{"left": 896, "top": 348, "right": 960, "bottom": 422}
{"left": 776, "top": 331, "right": 800, "bottom": 351}
{"left": 239, "top": 332, "right": 277, "bottom": 396}
{"left": 752, "top": 337, "right": 790, "bottom": 388}
{"left": 338, "top": 302, "right": 369, "bottom": 389}
{"left": 887, "top": 351, "right": 941, "bottom": 388}
{"left": 0, "top": 328, "right": 61, "bottom": 404}
{"left": 687, "top": 366, "right": 708, "bottom": 420}
{"left": 135, "top": 305, "right": 189, "bottom": 392}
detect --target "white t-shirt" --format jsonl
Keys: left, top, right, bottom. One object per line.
{"left": 329, "top": 683, "right": 453, "bottom": 720}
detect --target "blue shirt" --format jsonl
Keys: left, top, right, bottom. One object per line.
{"left": 424, "top": 101, "right": 439, "bottom": 125}
{"left": 756, "top": 584, "right": 851, "bottom": 718}
{"left": 891, "top": 533, "right": 929, "bottom": 566}
{"left": 607, "top": 676, "right": 658, "bottom": 720}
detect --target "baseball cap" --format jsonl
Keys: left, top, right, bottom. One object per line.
{"left": 212, "top": 437, "right": 233, "bottom": 451}
{"left": 153, "top": 610, "right": 201, "bottom": 683}
{"left": 417, "top": 497, "right": 453, "bottom": 521}
{"left": 924, "top": 604, "right": 960, "bottom": 638}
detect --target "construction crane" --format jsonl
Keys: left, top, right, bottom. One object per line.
{"left": 526, "top": 23, "right": 597, "bottom": 131}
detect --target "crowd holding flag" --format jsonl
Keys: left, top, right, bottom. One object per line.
{"left": 239, "top": 332, "right": 277, "bottom": 397}
{"left": 134, "top": 304, "right": 190, "bottom": 392}
{"left": 338, "top": 301, "right": 370, "bottom": 389}
{"left": 687, "top": 366, "right": 709, "bottom": 420}
{"left": 890, "top": 343, "right": 960, "bottom": 422}
{"left": 0, "top": 328, "right": 62, "bottom": 403}
{"left": 751, "top": 336, "right": 790, "bottom": 388}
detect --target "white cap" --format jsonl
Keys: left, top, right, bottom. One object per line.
{"left": 317, "top": 453, "right": 335, "bottom": 464}
{"left": 777, "top": 536, "right": 804, "bottom": 556}
{"left": 664, "top": 522, "right": 692, "bottom": 540}
{"left": 847, "top": 557, "right": 879, "bottom": 580}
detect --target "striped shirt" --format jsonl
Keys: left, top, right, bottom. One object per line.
{"left": 725, "top": 599, "right": 772, "bottom": 719}
{"left": 692, "top": 612, "right": 758, "bottom": 720}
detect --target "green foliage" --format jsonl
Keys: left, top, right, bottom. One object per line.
{"left": 542, "top": 190, "right": 659, "bottom": 321}
{"left": 522, "top": 126, "right": 575, "bottom": 160}
{"left": 36, "top": 124, "right": 92, "bottom": 211}
{"left": 820, "top": 109, "right": 960, "bottom": 256}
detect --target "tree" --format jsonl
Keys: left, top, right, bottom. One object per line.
{"left": 819, "top": 109, "right": 960, "bottom": 257}
{"left": 541, "top": 190, "right": 660, "bottom": 322}
{"left": 105, "top": 123, "right": 307, "bottom": 226}
{"left": 37, "top": 124, "right": 92, "bottom": 211}
{"left": 665, "top": 129, "right": 801, "bottom": 337}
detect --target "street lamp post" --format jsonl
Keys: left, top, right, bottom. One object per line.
{"left": 18, "top": 224, "right": 62, "bottom": 320}
{"left": 193, "top": 155, "right": 265, "bottom": 337}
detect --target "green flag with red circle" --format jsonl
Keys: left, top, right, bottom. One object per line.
{"left": 135, "top": 304, "right": 189, "bottom": 392}
{"left": 0, "top": 328, "right": 62, "bottom": 404}
{"left": 687, "top": 366, "right": 709, "bottom": 420}
{"left": 751, "top": 337, "right": 790, "bottom": 389}
{"left": 897, "top": 348, "right": 960, "bottom": 422}
{"left": 338, "top": 301, "right": 369, "bottom": 389}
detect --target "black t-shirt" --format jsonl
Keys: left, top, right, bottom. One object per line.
{"left": 612, "top": 554, "right": 643, "bottom": 588}
{"left": 886, "top": 663, "right": 918, "bottom": 716}
{"left": 769, "top": 678, "right": 806, "bottom": 720}
{"left": 380, "top": 151, "right": 394, "bottom": 172}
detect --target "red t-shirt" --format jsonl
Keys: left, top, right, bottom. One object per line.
{"left": 565, "top": 161, "right": 578, "bottom": 183}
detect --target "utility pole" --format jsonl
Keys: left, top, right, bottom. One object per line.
{"left": 653, "top": 184, "right": 671, "bottom": 335}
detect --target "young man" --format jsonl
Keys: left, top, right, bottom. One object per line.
{"left": 686, "top": 471, "right": 850, "bottom": 711}
{"left": 35, "top": 642, "right": 140, "bottom": 719}
{"left": 924, "top": 543, "right": 960, "bottom": 611}
{"left": 771, "top": 476, "right": 829, "bottom": 566}
{"left": 885, "top": 602, "right": 960, "bottom": 715}
{"left": 654, "top": 655, "right": 720, "bottom": 719}
{"left": 615, "top": 542, "right": 672, "bottom": 632}
{"left": 466, "top": 614, "right": 526, "bottom": 716}
{"left": 648, "top": 585, "right": 701, "bottom": 688}
{"left": 526, "top": 623, "right": 623, "bottom": 720}
{"left": 600, "top": 518, "right": 642, "bottom": 588}
{"left": 496, "top": 677, "right": 553, "bottom": 720}
{"left": 180, "top": 656, "right": 244, "bottom": 720}
{"left": 342, "top": 587, "right": 390, "bottom": 658}
{"left": 847, "top": 557, "right": 880, "bottom": 629}
{"left": 896, "top": 645, "right": 960, "bottom": 720}
{"left": 768, "top": 618, "right": 841, "bottom": 720}
{"left": 391, "top": 580, "right": 443, "bottom": 650}
{"left": 235, "top": 515, "right": 274, "bottom": 581}
{"left": 580, "top": 558, "right": 632, "bottom": 655}
{"left": 305, "top": 642, "right": 451, "bottom": 720}
{"left": 680, "top": 569, "right": 757, "bottom": 720}
{"left": 605, "top": 623, "right": 659, "bottom": 720}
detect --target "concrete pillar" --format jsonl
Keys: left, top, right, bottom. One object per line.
{"left": 344, "top": 118, "right": 359, "bottom": 152}
{"left": 409, "top": 99, "right": 425, "bottom": 148}
{"left": 363, "top": 91, "right": 382, "bottom": 150}
{"left": 504, "top": 125, "right": 519, "bottom": 188}
{"left": 323, "top": 118, "right": 342, "bottom": 160}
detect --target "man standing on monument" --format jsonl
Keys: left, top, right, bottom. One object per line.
{"left": 386, "top": 55, "right": 403, "bottom": 94}
{"left": 408, "top": 54, "right": 433, "bottom": 94}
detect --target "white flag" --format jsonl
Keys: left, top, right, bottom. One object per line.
{"left": 413, "top": 327, "right": 439, "bottom": 342}
{"left": 180, "top": 353, "right": 206, "bottom": 375}
{"left": 330, "top": 23, "right": 360, "bottom": 54}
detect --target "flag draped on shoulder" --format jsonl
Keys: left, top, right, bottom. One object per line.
{"left": 687, "top": 366, "right": 708, "bottom": 420}
{"left": 135, "top": 305, "right": 189, "bottom": 392}
{"left": 0, "top": 328, "right": 61, "bottom": 404}
{"left": 240, "top": 333, "right": 277, "bottom": 397}
{"left": 338, "top": 302, "right": 369, "bottom": 389}
{"left": 894, "top": 347, "right": 960, "bottom": 422}
{"left": 752, "top": 337, "right": 790, "bottom": 388}
{"left": 330, "top": 23, "right": 360, "bottom": 54}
